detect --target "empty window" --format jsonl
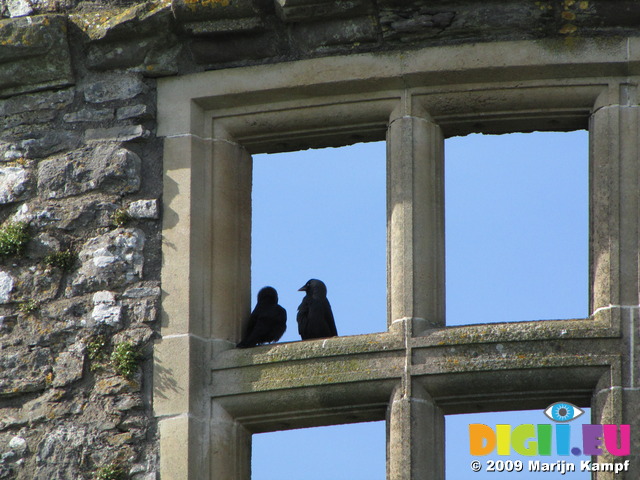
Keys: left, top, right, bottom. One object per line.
{"left": 252, "top": 422, "right": 386, "bottom": 480}
{"left": 445, "top": 131, "right": 588, "bottom": 325}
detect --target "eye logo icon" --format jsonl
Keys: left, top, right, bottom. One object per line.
{"left": 544, "top": 402, "right": 585, "bottom": 422}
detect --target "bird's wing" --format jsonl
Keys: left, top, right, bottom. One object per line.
{"left": 236, "top": 307, "right": 261, "bottom": 347}
{"left": 324, "top": 299, "right": 338, "bottom": 336}
{"left": 297, "top": 297, "right": 310, "bottom": 336}
{"left": 270, "top": 305, "right": 287, "bottom": 342}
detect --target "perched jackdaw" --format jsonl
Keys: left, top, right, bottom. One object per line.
{"left": 297, "top": 279, "right": 338, "bottom": 340}
{"left": 236, "top": 286, "right": 287, "bottom": 348}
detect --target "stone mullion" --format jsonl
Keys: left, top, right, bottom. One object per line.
{"left": 386, "top": 109, "right": 445, "bottom": 334}
{"left": 208, "top": 133, "right": 253, "bottom": 480}
{"left": 210, "top": 137, "right": 253, "bottom": 342}
{"left": 387, "top": 381, "right": 445, "bottom": 480}
{"left": 589, "top": 85, "right": 640, "bottom": 479}
{"left": 386, "top": 102, "right": 445, "bottom": 480}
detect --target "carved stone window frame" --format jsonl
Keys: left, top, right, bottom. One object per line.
{"left": 156, "top": 38, "right": 640, "bottom": 479}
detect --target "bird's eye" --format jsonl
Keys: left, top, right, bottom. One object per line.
{"left": 543, "top": 402, "right": 584, "bottom": 422}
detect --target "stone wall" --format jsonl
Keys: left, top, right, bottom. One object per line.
{"left": 0, "top": 0, "right": 639, "bottom": 478}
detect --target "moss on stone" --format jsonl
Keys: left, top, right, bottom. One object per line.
{"left": 0, "top": 221, "right": 30, "bottom": 257}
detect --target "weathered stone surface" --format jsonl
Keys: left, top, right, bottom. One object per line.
{"left": 12, "top": 197, "right": 120, "bottom": 230}
{"left": 128, "top": 199, "right": 158, "bottom": 219}
{"left": 129, "top": 298, "right": 158, "bottom": 324}
{"left": 63, "top": 108, "right": 114, "bottom": 123}
{"left": 171, "top": 0, "right": 259, "bottom": 23}
{"left": 123, "top": 285, "right": 160, "bottom": 298}
{"left": 181, "top": 17, "right": 264, "bottom": 36}
{"left": 89, "top": 291, "right": 122, "bottom": 327}
{"left": 140, "top": 43, "right": 182, "bottom": 77}
{"left": 116, "top": 104, "right": 152, "bottom": 121}
{"left": 69, "top": 2, "right": 172, "bottom": 41}
{"left": 86, "top": 38, "right": 154, "bottom": 71}
{"left": 94, "top": 376, "right": 140, "bottom": 396}
{"left": 71, "top": 228, "right": 145, "bottom": 295}
{"left": 0, "top": 315, "right": 16, "bottom": 333}
{"left": 85, "top": 124, "right": 149, "bottom": 143}
{"left": 19, "top": 130, "right": 81, "bottom": 159}
{"left": 0, "top": 347, "right": 52, "bottom": 396}
{"left": 37, "top": 145, "right": 141, "bottom": 199}
{"left": 0, "top": 166, "right": 29, "bottom": 204}
{"left": 0, "top": 88, "right": 74, "bottom": 117}
{"left": 292, "top": 15, "right": 378, "bottom": 50}
{"left": 3, "top": 0, "right": 33, "bottom": 17}
{"left": 8, "top": 436, "right": 28, "bottom": 457}
{"left": 34, "top": 425, "right": 92, "bottom": 479}
{"left": 0, "top": 271, "right": 14, "bottom": 304}
{"left": 52, "top": 342, "right": 85, "bottom": 387}
{"left": 82, "top": 73, "right": 145, "bottom": 104}
{"left": 14, "top": 265, "right": 62, "bottom": 303}
{"left": 190, "top": 32, "right": 283, "bottom": 65}
{"left": 0, "top": 142, "right": 23, "bottom": 162}
{"left": 275, "top": 0, "right": 374, "bottom": 22}
{"left": 0, "top": 15, "right": 73, "bottom": 97}
{"left": 1, "top": 108, "right": 57, "bottom": 129}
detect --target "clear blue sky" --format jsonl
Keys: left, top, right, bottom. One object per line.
{"left": 250, "top": 130, "right": 590, "bottom": 479}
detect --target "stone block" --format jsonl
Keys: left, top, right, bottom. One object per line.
{"left": 3, "top": 0, "right": 33, "bottom": 17}
{"left": 181, "top": 17, "right": 264, "bottom": 36}
{"left": 90, "top": 291, "right": 122, "bottom": 327}
{"left": 123, "top": 285, "right": 161, "bottom": 299}
{"left": 0, "top": 346, "right": 52, "bottom": 397}
{"left": 19, "top": 130, "right": 81, "bottom": 160}
{"left": 0, "top": 166, "right": 29, "bottom": 204}
{"left": 0, "top": 142, "right": 23, "bottom": 162}
{"left": 140, "top": 43, "right": 182, "bottom": 77}
{"left": 128, "top": 199, "right": 159, "bottom": 219}
{"left": 117, "top": 104, "right": 152, "bottom": 121}
{"left": 0, "top": 88, "right": 74, "bottom": 117}
{"left": 85, "top": 125, "right": 149, "bottom": 142}
{"left": 86, "top": 38, "right": 155, "bottom": 71}
{"left": 63, "top": 108, "right": 114, "bottom": 123}
{"left": 275, "top": 0, "right": 374, "bottom": 22}
{"left": 190, "top": 32, "right": 282, "bottom": 65}
{"left": 0, "top": 15, "right": 73, "bottom": 97}
{"left": 171, "top": 0, "right": 258, "bottom": 23}
{"left": 70, "top": 228, "right": 145, "bottom": 295}
{"left": 52, "top": 342, "right": 85, "bottom": 387}
{"left": 0, "top": 271, "right": 14, "bottom": 304}
{"left": 83, "top": 72, "right": 146, "bottom": 103}
{"left": 291, "top": 15, "right": 378, "bottom": 50}
{"left": 37, "top": 144, "right": 141, "bottom": 199}
{"left": 69, "top": 2, "right": 172, "bottom": 41}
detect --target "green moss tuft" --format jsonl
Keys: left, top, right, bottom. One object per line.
{"left": 44, "top": 249, "right": 77, "bottom": 271}
{"left": 87, "top": 335, "right": 109, "bottom": 373}
{"left": 0, "top": 222, "right": 30, "bottom": 257}
{"left": 17, "top": 299, "right": 38, "bottom": 314}
{"left": 111, "top": 208, "right": 132, "bottom": 227}
{"left": 95, "top": 463, "right": 127, "bottom": 480}
{"left": 111, "top": 342, "right": 141, "bottom": 379}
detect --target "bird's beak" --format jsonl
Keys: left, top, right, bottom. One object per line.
{"left": 298, "top": 285, "right": 306, "bottom": 292}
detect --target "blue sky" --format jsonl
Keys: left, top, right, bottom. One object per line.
{"left": 250, "top": 130, "right": 590, "bottom": 479}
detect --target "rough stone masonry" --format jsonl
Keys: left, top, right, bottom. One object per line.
{"left": 1, "top": 0, "right": 640, "bottom": 478}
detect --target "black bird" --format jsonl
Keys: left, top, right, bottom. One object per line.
{"left": 237, "top": 286, "right": 287, "bottom": 348}
{"left": 297, "top": 279, "right": 338, "bottom": 340}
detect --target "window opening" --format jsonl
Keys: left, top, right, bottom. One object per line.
{"left": 445, "top": 131, "right": 588, "bottom": 326}
{"left": 251, "top": 142, "right": 387, "bottom": 342}
{"left": 252, "top": 422, "right": 386, "bottom": 480}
